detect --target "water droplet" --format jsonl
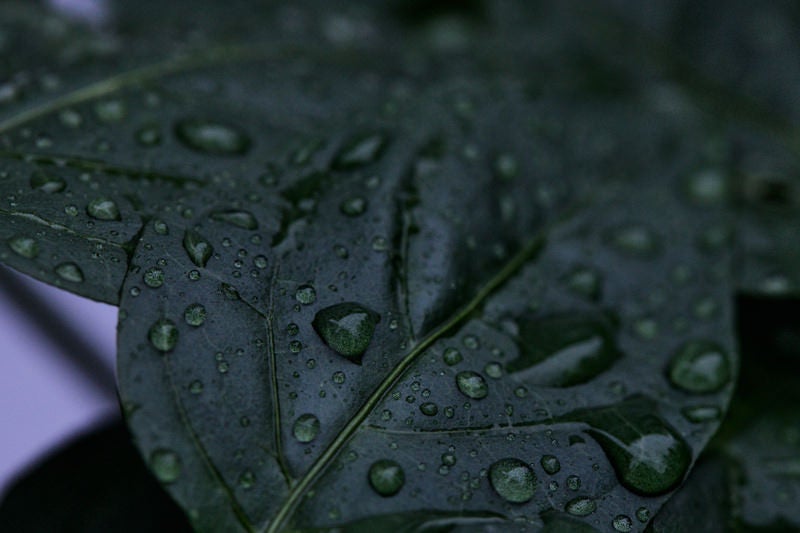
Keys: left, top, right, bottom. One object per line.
{"left": 509, "top": 313, "right": 621, "bottom": 387}
{"left": 566, "top": 475, "right": 581, "bottom": 490}
{"left": 443, "top": 347, "right": 462, "bottom": 366}
{"left": 681, "top": 405, "right": 721, "bottom": 423}
{"left": 484, "top": 362, "right": 503, "bottom": 379}
{"left": 636, "top": 507, "right": 650, "bottom": 523}
{"left": 312, "top": 302, "right": 380, "bottom": 364}
{"left": 184, "top": 303, "right": 206, "bottom": 327}
{"left": 86, "top": 198, "right": 120, "bottom": 221}
{"left": 333, "top": 132, "right": 388, "bottom": 169}
{"left": 58, "top": 109, "right": 83, "bottom": 128}
{"left": 540, "top": 455, "right": 561, "bottom": 475}
{"left": 150, "top": 449, "right": 181, "bottom": 483}
{"left": 143, "top": 267, "right": 164, "bottom": 288}
{"left": 419, "top": 402, "right": 439, "bottom": 416}
{"left": 292, "top": 413, "right": 320, "bottom": 443}
{"left": 8, "top": 236, "right": 39, "bottom": 259}
{"left": 189, "top": 380, "right": 203, "bottom": 394}
{"left": 211, "top": 210, "right": 258, "bottom": 230}
{"left": 340, "top": 196, "right": 367, "bottom": 217}
{"left": 494, "top": 153, "right": 519, "bottom": 180}
{"left": 565, "top": 497, "right": 597, "bottom": 517}
{"left": 254, "top": 255, "right": 268, "bottom": 269}
{"left": 568, "top": 398, "right": 691, "bottom": 495}
{"left": 612, "top": 515, "right": 634, "bottom": 532}
{"left": 332, "top": 371, "right": 346, "bottom": 384}
{"left": 153, "top": 220, "right": 169, "bottom": 235}
{"left": 295, "top": 284, "right": 317, "bottom": 305}
{"left": 455, "top": 371, "right": 488, "bottom": 399}
{"left": 462, "top": 335, "right": 480, "bottom": 350}
{"left": 135, "top": 125, "right": 162, "bottom": 146}
{"left": 368, "top": 459, "right": 405, "bottom": 497}
{"left": 149, "top": 319, "right": 178, "bottom": 352}
{"left": 333, "top": 244, "right": 349, "bottom": 259}
{"left": 685, "top": 169, "right": 728, "bottom": 204}
{"left": 514, "top": 386, "right": 528, "bottom": 398}
{"left": 55, "top": 262, "right": 83, "bottom": 283}
{"left": 489, "top": 458, "right": 536, "bottom": 503}
{"left": 183, "top": 229, "right": 213, "bottom": 267}
{"left": 30, "top": 171, "right": 65, "bottom": 193}
{"left": 564, "top": 267, "right": 602, "bottom": 301}
{"left": 442, "top": 453, "right": 456, "bottom": 466}
{"left": 608, "top": 225, "right": 660, "bottom": 256}
{"left": 94, "top": 100, "right": 126, "bottom": 122}
{"left": 668, "top": 340, "right": 730, "bottom": 393}
{"left": 238, "top": 470, "right": 255, "bottom": 490}
{"left": 175, "top": 119, "right": 250, "bottom": 156}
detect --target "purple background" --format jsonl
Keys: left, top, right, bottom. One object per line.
{"left": 0, "top": 0, "right": 117, "bottom": 496}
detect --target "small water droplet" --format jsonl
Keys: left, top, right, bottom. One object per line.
{"left": 685, "top": 169, "right": 728, "bottom": 204}
{"left": 143, "top": 267, "right": 164, "bottom": 288}
{"left": 494, "top": 153, "right": 519, "bottom": 180}
{"left": 55, "top": 262, "right": 83, "bottom": 283}
{"left": 332, "top": 371, "right": 346, "bottom": 384}
{"left": 150, "top": 449, "right": 181, "bottom": 483}
{"left": 153, "top": 220, "right": 169, "bottom": 235}
{"left": 86, "top": 198, "right": 120, "bottom": 221}
{"left": 135, "top": 125, "right": 162, "bottom": 146}
{"left": 489, "top": 458, "right": 536, "bottom": 503}
{"left": 295, "top": 284, "right": 317, "bottom": 305}
{"left": 30, "top": 171, "right": 66, "bottom": 193}
{"left": 668, "top": 340, "right": 730, "bottom": 393}
{"left": 419, "top": 402, "right": 439, "bottom": 416}
{"left": 94, "top": 100, "right": 126, "bottom": 122}
{"left": 8, "top": 236, "right": 39, "bottom": 259}
{"left": 564, "top": 267, "right": 602, "bottom": 301}
{"left": 636, "top": 507, "right": 650, "bottom": 523}
{"left": 333, "top": 132, "right": 388, "bottom": 170}
{"left": 175, "top": 119, "right": 250, "bottom": 156}
{"left": 681, "top": 405, "right": 721, "bottom": 423}
{"left": 455, "top": 371, "right": 488, "bottom": 399}
{"left": 210, "top": 210, "right": 258, "bottom": 230}
{"left": 183, "top": 230, "right": 213, "bottom": 267}
{"left": 540, "top": 455, "right": 561, "bottom": 475}
{"left": 334, "top": 244, "right": 349, "bottom": 259}
{"left": 462, "top": 335, "right": 480, "bottom": 350}
{"left": 443, "top": 347, "right": 462, "bottom": 366}
{"left": 189, "top": 380, "right": 203, "bottom": 394}
{"left": 58, "top": 109, "right": 83, "bottom": 128}
{"left": 312, "top": 302, "right": 380, "bottom": 364}
{"left": 612, "top": 514, "right": 633, "bottom": 532}
{"left": 442, "top": 453, "right": 456, "bottom": 466}
{"left": 566, "top": 475, "right": 581, "bottom": 490}
{"left": 292, "top": 413, "right": 321, "bottom": 443}
{"left": 340, "top": 196, "right": 367, "bottom": 217}
{"left": 484, "top": 362, "right": 503, "bottom": 379}
{"left": 149, "top": 319, "right": 178, "bottom": 352}
{"left": 565, "top": 497, "right": 596, "bottom": 517}
{"left": 608, "top": 225, "right": 660, "bottom": 256}
{"left": 184, "top": 303, "right": 206, "bottom": 327}
{"left": 368, "top": 459, "right": 405, "bottom": 497}
{"left": 238, "top": 470, "right": 255, "bottom": 490}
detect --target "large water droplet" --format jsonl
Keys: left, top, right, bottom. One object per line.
{"left": 368, "top": 459, "right": 404, "bottom": 497}
{"left": 149, "top": 319, "right": 178, "bottom": 352}
{"left": 174, "top": 119, "right": 250, "bottom": 156}
{"left": 565, "top": 497, "right": 597, "bottom": 516}
{"left": 489, "top": 458, "right": 536, "bottom": 503}
{"left": 183, "top": 229, "right": 213, "bottom": 268}
{"left": 668, "top": 340, "right": 730, "bottom": 393}
{"left": 508, "top": 313, "right": 621, "bottom": 387}
{"left": 292, "top": 413, "right": 320, "bottom": 443}
{"left": 55, "top": 262, "right": 83, "bottom": 283}
{"left": 332, "top": 132, "right": 388, "bottom": 169}
{"left": 8, "top": 236, "right": 39, "bottom": 259}
{"left": 455, "top": 371, "right": 488, "bottom": 399}
{"left": 565, "top": 398, "right": 691, "bottom": 495}
{"left": 312, "top": 302, "right": 380, "bottom": 364}
{"left": 210, "top": 210, "right": 258, "bottom": 230}
{"left": 86, "top": 198, "right": 120, "bottom": 221}
{"left": 30, "top": 171, "right": 66, "bottom": 193}
{"left": 150, "top": 449, "right": 181, "bottom": 483}
{"left": 612, "top": 514, "right": 634, "bottom": 532}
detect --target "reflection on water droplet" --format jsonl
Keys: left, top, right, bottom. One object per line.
{"left": 149, "top": 319, "right": 178, "bottom": 352}
{"left": 86, "top": 198, "right": 120, "bottom": 221}
{"left": 611, "top": 515, "right": 633, "bottom": 532}
{"left": 333, "top": 132, "right": 388, "bottom": 170}
{"left": 489, "top": 458, "right": 536, "bottom": 503}
{"left": 368, "top": 460, "right": 404, "bottom": 497}
{"left": 295, "top": 284, "right": 317, "bottom": 305}
{"left": 175, "top": 119, "right": 250, "bottom": 156}
{"left": 565, "top": 497, "right": 596, "bottom": 516}
{"left": 55, "top": 262, "right": 83, "bottom": 283}
{"left": 456, "top": 371, "right": 488, "bottom": 399}
{"left": 540, "top": 455, "right": 561, "bottom": 475}
{"left": 312, "top": 302, "right": 380, "bottom": 364}
{"left": 210, "top": 210, "right": 258, "bottom": 230}
{"left": 184, "top": 303, "right": 206, "bottom": 327}
{"left": 30, "top": 171, "right": 66, "bottom": 193}
{"left": 150, "top": 449, "right": 181, "bottom": 483}
{"left": 183, "top": 229, "right": 213, "bottom": 268}
{"left": 292, "top": 413, "right": 320, "bottom": 443}
{"left": 668, "top": 340, "right": 730, "bottom": 393}
{"left": 8, "top": 236, "right": 38, "bottom": 259}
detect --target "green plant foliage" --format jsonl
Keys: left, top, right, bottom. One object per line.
{"left": 0, "top": 1, "right": 798, "bottom": 532}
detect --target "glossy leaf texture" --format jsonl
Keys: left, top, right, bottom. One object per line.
{"left": 0, "top": 1, "right": 797, "bottom": 532}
